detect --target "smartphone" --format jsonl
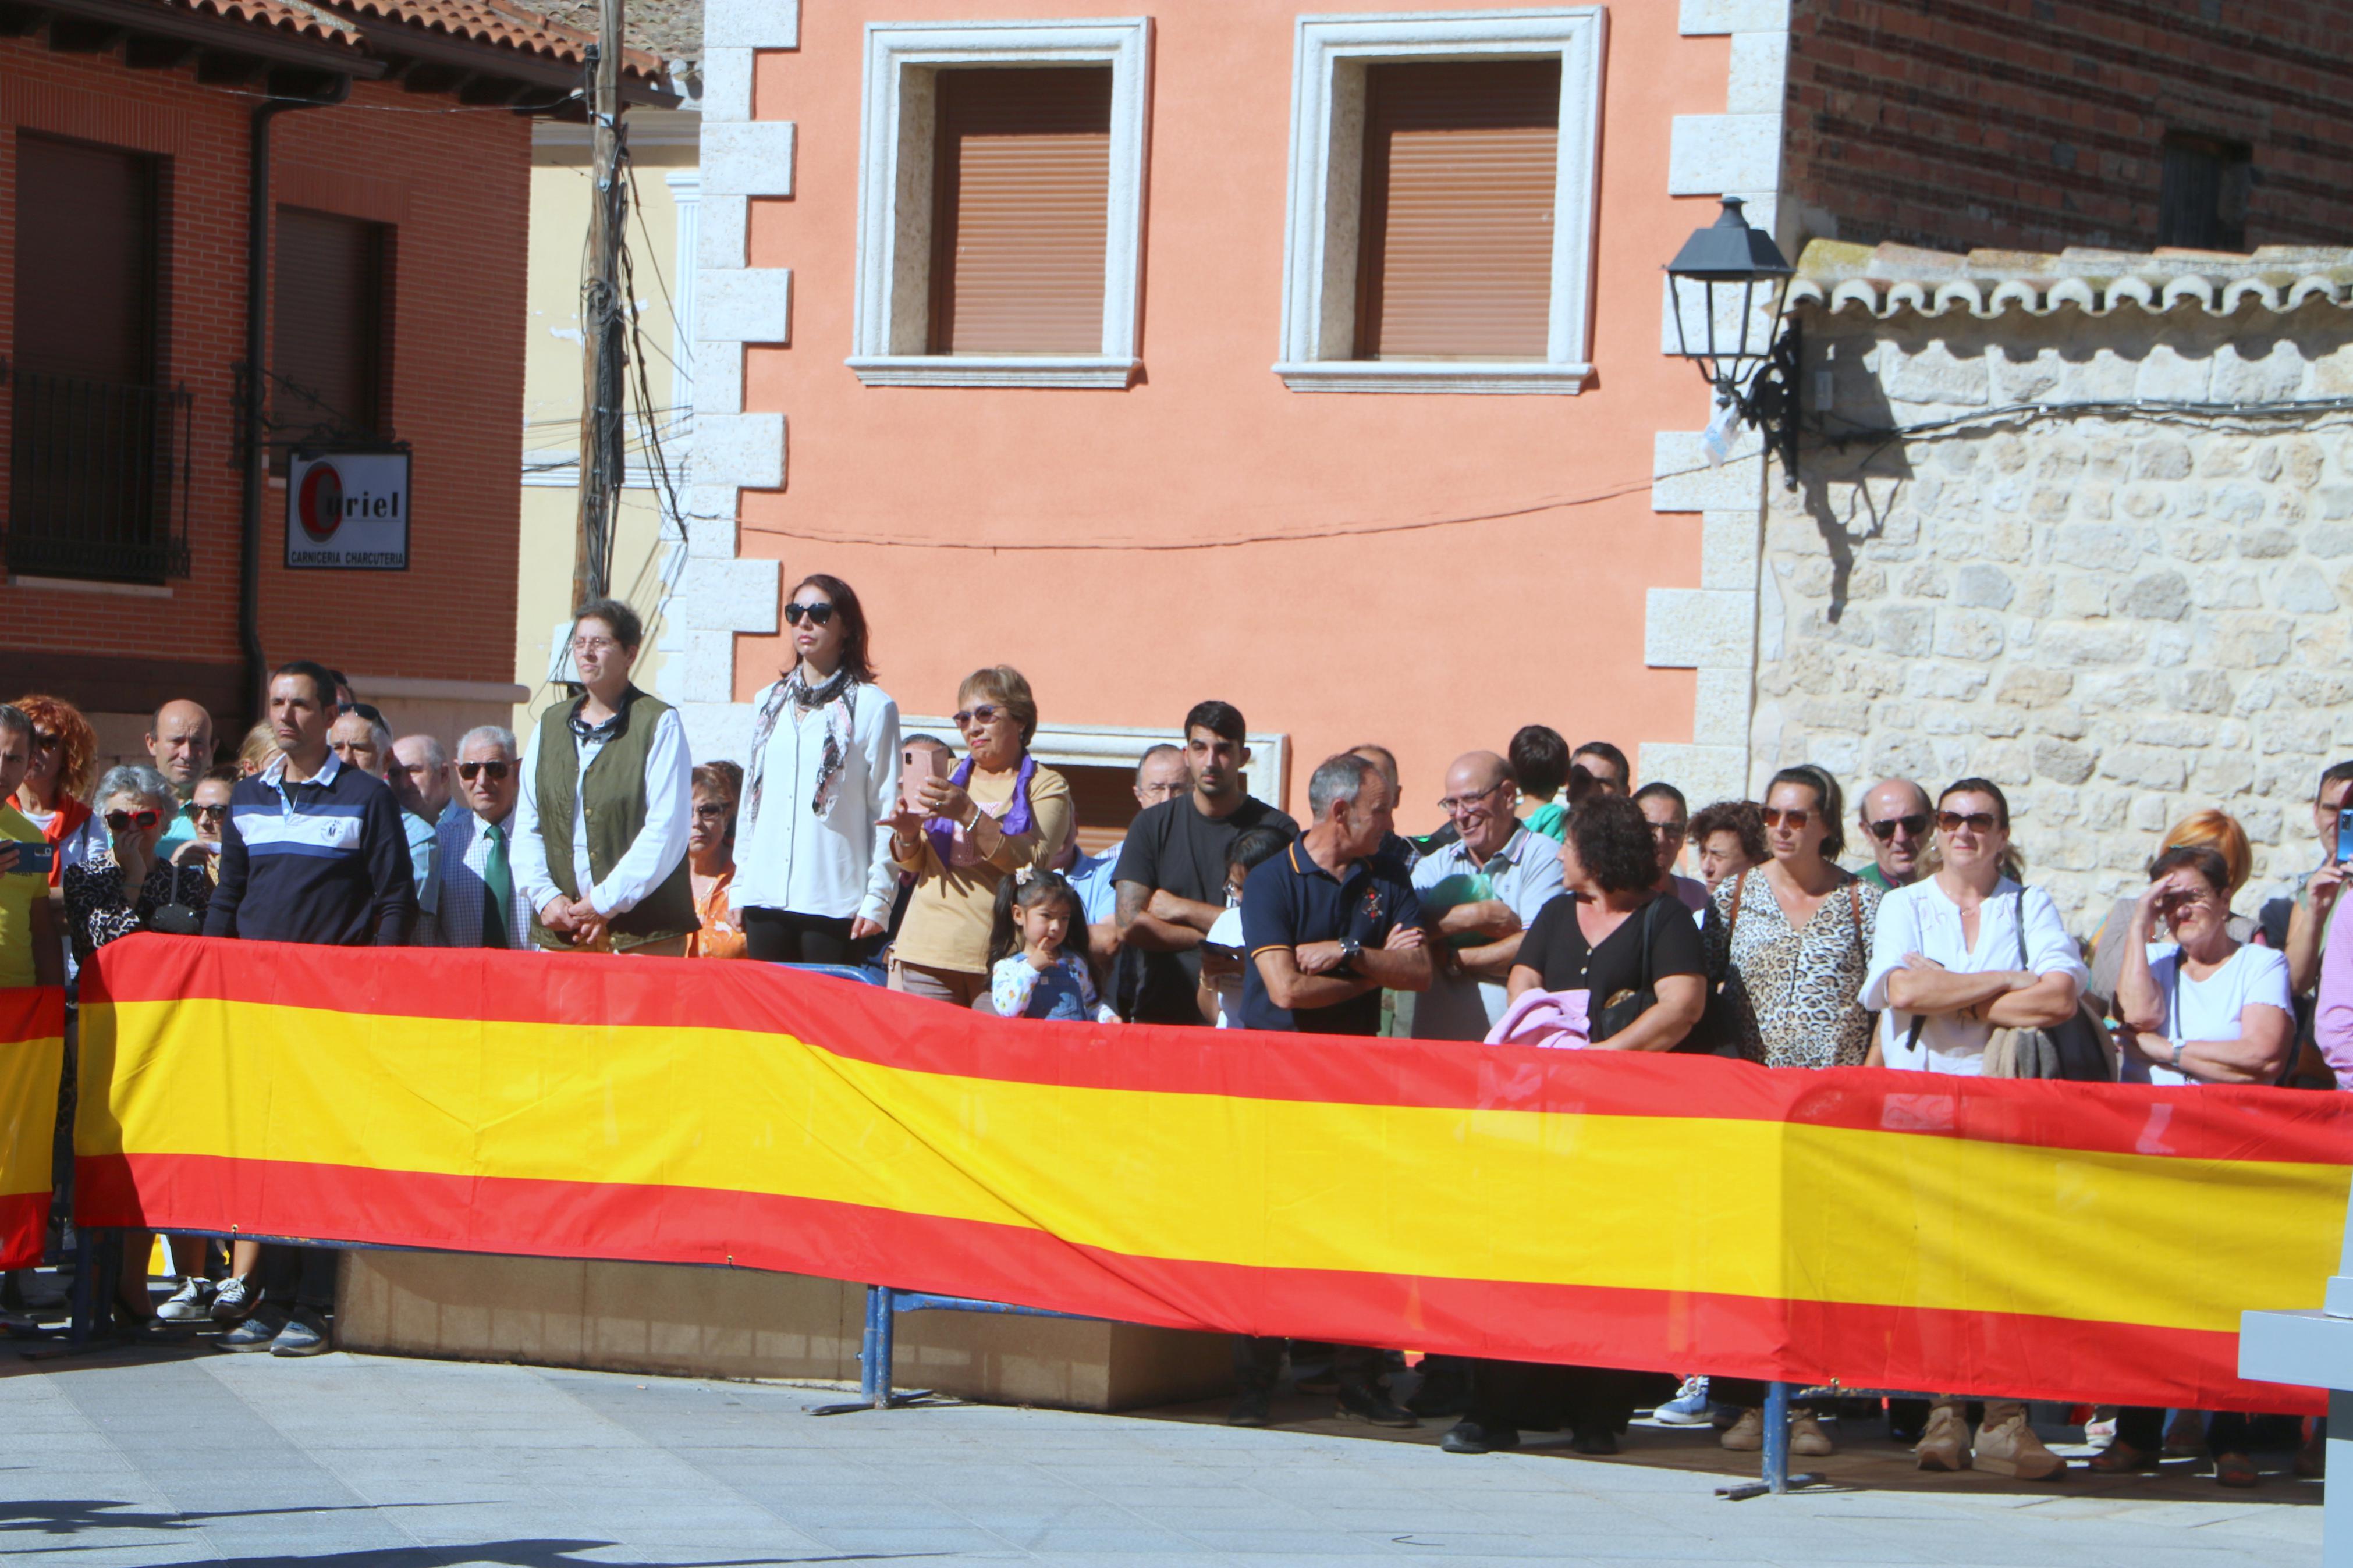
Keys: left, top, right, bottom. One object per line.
{"left": 7, "top": 841, "right": 55, "bottom": 877}
{"left": 2337, "top": 806, "right": 2353, "bottom": 866}
{"left": 899, "top": 744, "right": 953, "bottom": 816}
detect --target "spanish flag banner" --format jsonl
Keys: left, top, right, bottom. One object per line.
{"left": 73, "top": 936, "right": 2353, "bottom": 1413}
{"left": 1, "top": 985, "right": 64, "bottom": 1272}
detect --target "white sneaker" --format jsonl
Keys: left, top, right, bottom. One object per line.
{"left": 209, "top": 1275, "right": 253, "bottom": 1322}
{"left": 155, "top": 1278, "right": 215, "bottom": 1322}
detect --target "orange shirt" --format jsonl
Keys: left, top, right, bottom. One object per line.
{"left": 690, "top": 865, "right": 747, "bottom": 959}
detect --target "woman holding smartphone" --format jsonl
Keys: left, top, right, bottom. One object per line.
{"left": 731, "top": 575, "right": 902, "bottom": 965}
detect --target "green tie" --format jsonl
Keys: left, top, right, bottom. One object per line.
{"left": 481, "top": 822, "right": 512, "bottom": 950}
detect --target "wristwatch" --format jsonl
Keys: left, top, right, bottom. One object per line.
{"left": 1338, "top": 937, "right": 1363, "bottom": 975}
{"left": 2170, "top": 1037, "right": 2187, "bottom": 1072}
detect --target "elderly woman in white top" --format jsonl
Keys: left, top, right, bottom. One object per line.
{"left": 1861, "top": 776, "right": 2089, "bottom": 1484}
{"left": 2093, "top": 841, "right": 2295, "bottom": 1487}
{"left": 731, "top": 574, "right": 902, "bottom": 966}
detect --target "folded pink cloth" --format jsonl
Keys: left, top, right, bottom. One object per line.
{"left": 1484, "top": 987, "right": 1591, "bottom": 1048}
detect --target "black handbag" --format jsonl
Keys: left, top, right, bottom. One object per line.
{"left": 1589, "top": 891, "right": 1729, "bottom": 1053}
{"left": 1901, "top": 887, "right": 2116, "bottom": 1082}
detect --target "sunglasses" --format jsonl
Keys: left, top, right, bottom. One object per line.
{"left": 693, "top": 801, "right": 733, "bottom": 821}
{"left": 953, "top": 704, "right": 1007, "bottom": 729}
{"left": 30, "top": 731, "right": 61, "bottom": 751}
{"left": 1866, "top": 813, "right": 1931, "bottom": 842}
{"left": 1937, "top": 810, "right": 2000, "bottom": 834}
{"left": 1759, "top": 808, "right": 1813, "bottom": 829}
{"left": 783, "top": 601, "right": 836, "bottom": 627}
{"left": 457, "top": 760, "right": 513, "bottom": 783}
{"left": 104, "top": 809, "right": 161, "bottom": 832}
{"left": 187, "top": 803, "right": 229, "bottom": 823}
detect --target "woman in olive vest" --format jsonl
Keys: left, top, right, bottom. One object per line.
{"left": 882, "top": 666, "right": 1073, "bottom": 1005}
{"left": 513, "top": 598, "right": 697, "bottom": 955}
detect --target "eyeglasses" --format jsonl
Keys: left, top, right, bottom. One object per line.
{"left": 348, "top": 702, "right": 387, "bottom": 726}
{"left": 1936, "top": 810, "right": 2000, "bottom": 834}
{"left": 1759, "top": 808, "right": 1813, "bottom": 829}
{"left": 1436, "top": 780, "right": 1511, "bottom": 816}
{"left": 570, "top": 635, "right": 617, "bottom": 656}
{"left": 953, "top": 705, "right": 1007, "bottom": 729}
{"left": 1866, "top": 813, "right": 1931, "bottom": 842}
{"left": 693, "top": 801, "right": 733, "bottom": 821}
{"left": 457, "top": 760, "right": 513, "bottom": 783}
{"left": 104, "top": 809, "right": 161, "bottom": 832}
{"left": 1138, "top": 781, "right": 1187, "bottom": 801}
{"left": 187, "top": 803, "right": 229, "bottom": 823}
{"left": 783, "top": 601, "right": 836, "bottom": 627}
{"left": 1648, "top": 820, "right": 1690, "bottom": 841}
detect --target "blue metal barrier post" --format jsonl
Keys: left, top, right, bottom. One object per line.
{"left": 2241, "top": 1174, "right": 2353, "bottom": 1566}
{"left": 1715, "top": 1381, "right": 1831, "bottom": 1501}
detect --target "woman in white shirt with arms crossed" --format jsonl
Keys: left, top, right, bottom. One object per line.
{"left": 2092, "top": 841, "right": 2295, "bottom": 1487}
{"left": 732, "top": 575, "right": 902, "bottom": 966}
{"left": 1860, "top": 777, "right": 2090, "bottom": 1482}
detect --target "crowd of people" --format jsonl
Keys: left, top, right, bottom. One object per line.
{"left": 3, "top": 572, "right": 2347, "bottom": 1486}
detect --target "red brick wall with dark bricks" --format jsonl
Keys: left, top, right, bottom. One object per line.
{"left": 1783, "top": 0, "right": 2353, "bottom": 255}
{"left": 0, "top": 41, "right": 527, "bottom": 723}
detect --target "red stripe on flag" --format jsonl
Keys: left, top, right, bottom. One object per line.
{"left": 80, "top": 938, "right": 2353, "bottom": 1166}
{"left": 0, "top": 1189, "right": 48, "bottom": 1272}
{"left": 0, "top": 985, "right": 62, "bottom": 1047}
{"left": 78, "top": 1150, "right": 2319, "bottom": 1414}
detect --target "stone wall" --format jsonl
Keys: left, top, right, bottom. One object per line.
{"left": 1754, "top": 295, "right": 2353, "bottom": 933}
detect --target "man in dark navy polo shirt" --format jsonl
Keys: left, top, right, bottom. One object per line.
{"left": 1228, "top": 752, "right": 1431, "bottom": 1430}
{"left": 1240, "top": 753, "right": 1429, "bottom": 1035}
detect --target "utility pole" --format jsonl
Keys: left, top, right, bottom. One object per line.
{"left": 572, "top": 0, "right": 627, "bottom": 610}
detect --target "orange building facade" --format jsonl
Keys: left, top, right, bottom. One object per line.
{"left": 672, "top": 1, "right": 1784, "bottom": 835}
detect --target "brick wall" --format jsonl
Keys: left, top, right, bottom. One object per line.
{"left": 1758, "top": 293, "right": 2353, "bottom": 934}
{"left": 0, "top": 44, "right": 528, "bottom": 725}
{"left": 1783, "top": 0, "right": 2353, "bottom": 254}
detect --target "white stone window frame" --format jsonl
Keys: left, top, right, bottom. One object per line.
{"left": 847, "top": 17, "right": 1152, "bottom": 390}
{"left": 1275, "top": 8, "right": 1607, "bottom": 395}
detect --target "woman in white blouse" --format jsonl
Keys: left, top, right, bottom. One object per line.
{"left": 731, "top": 574, "right": 902, "bottom": 965}
{"left": 2093, "top": 841, "right": 2295, "bottom": 1487}
{"left": 1860, "top": 777, "right": 2089, "bottom": 1482}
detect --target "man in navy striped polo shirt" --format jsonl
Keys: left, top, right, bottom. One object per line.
{"left": 203, "top": 658, "right": 415, "bottom": 1356}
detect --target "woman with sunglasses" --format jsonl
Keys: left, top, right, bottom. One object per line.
{"left": 2091, "top": 842, "right": 2295, "bottom": 1486}
{"left": 8, "top": 692, "right": 105, "bottom": 890}
{"left": 1861, "top": 776, "right": 2089, "bottom": 1481}
{"left": 733, "top": 575, "right": 902, "bottom": 966}
{"left": 1700, "top": 766, "right": 1879, "bottom": 1459}
{"left": 882, "top": 666, "right": 1073, "bottom": 1006}
{"left": 687, "top": 762, "right": 748, "bottom": 960}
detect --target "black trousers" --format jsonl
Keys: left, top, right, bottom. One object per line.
{"left": 1467, "top": 1361, "right": 1641, "bottom": 1437}
{"left": 257, "top": 1243, "right": 337, "bottom": 1311}
{"left": 1234, "top": 1336, "right": 1382, "bottom": 1392}
{"left": 2116, "top": 1407, "right": 2298, "bottom": 1454}
{"left": 742, "top": 908, "right": 866, "bottom": 966}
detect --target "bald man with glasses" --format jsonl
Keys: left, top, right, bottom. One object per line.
{"left": 433, "top": 726, "right": 529, "bottom": 949}
{"left": 1856, "top": 778, "right": 1933, "bottom": 891}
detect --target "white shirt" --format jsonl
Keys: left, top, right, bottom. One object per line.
{"left": 1409, "top": 827, "right": 1567, "bottom": 1040}
{"left": 729, "top": 681, "right": 901, "bottom": 926}
{"left": 512, "top": 700, "right": 693, "bottom": 919}
{"left": 1206, "top": 905, "right": 1245, "bottom": 1028}
{"left": 1067, "top": 841, "right": 1123, "bottom": 928}
{"left": 432, "top": 809, "right": 529, "bottom": 950}
{"left": 2127, "top": 942, "right": 2293, "bottom": 1087}
{"left": 1862, "top": 877, "right": 2090, "bottom": 1075}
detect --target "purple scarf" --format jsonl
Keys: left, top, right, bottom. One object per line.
{"left": 925, "top": 752, "right": 1036, "bottom": 866}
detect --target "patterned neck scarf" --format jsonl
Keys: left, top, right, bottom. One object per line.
{"left": 567, "top": 685, "right": 638, "bottom": 745}
{"left": 744, "top": 665, "right": 858, "bottom": 834}
{"left": 925, "top": 752, "right": 1035, "bottom": 866}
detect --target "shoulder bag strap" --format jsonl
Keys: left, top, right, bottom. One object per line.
{"left": 2015, "top": 886, "right": 2031, "bottom": 970}
{"left": 1726, "top": 867, "right": 1747, "bottom": 949}
{"left": 1847, "top": 879, "right": 1865, "bottom": 951}
{"left": 1901, "top": 885, "right": 1929, "bottom": 1055}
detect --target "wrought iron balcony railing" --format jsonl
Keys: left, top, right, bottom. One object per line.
{"left": 3, "top": 362, "right": 194, "bottom": 583}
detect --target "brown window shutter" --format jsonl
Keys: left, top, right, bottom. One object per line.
{"left": 929, "top": 66, "right": 1113, "bottom": 356}
{"left": 1357, "top": 59, "right": 1561, "bottom": 361}
{"left": 272, "top": 207, "right": 388, "bottom": 446}
{"left": 13, "top": 134, "right": 157, "bottom": 385}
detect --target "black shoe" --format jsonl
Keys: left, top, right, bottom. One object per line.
{"left": 1226, "top": 1388, "right": 1273, "bottom": 1428}
{"left": 1570, "top": 1427, "right": 1620, "bottom": 1456}
{"left": 1336, "top": 1381, "right": 1418, "bottom": 1428}
{"left": 1405, "top": 1367, "right": 1473, "bottom": 1420}
{"left": 1442, "top": 1420, "right": 1518, "bottom": 1455}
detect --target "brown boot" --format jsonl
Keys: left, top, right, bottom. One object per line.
{"left": 1915, "top": 1401, "right": 1971, "bottom": 1472}
{"left": 1974, "top": 1401, "right": 2068, "bottom": 1480}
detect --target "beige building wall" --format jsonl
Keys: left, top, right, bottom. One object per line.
{"left": 514, "top": 110, "right": 701, "bottom": 741}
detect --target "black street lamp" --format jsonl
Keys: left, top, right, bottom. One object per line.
{"left": 1664, "top": 196, "right": 1801, "bottom": 489}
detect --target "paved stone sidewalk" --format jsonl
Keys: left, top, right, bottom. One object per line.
{"left": 0, "top": 1348, "right": 2322, "bottom": 1566}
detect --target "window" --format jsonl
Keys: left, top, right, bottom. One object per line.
{"left": 6, "top": 133, "right": 189, "bottom": 583}
{"left": 1355, "top": 60, "right": 1561, "bottom": 360}
{"left": 929, "top": 67, "right": 1114, "bottom": 355}
{"left": 271, "top": 207, "right": 390, "bottom": 464}
{"left": 2158, "top": 132, "right": 2251, "bottom": 253}
{"left": 848, "top": 18, "right": 1150, "bottom": 388}
{"left": 1276, "top": 10, "right": 1605, "bottom": 394}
